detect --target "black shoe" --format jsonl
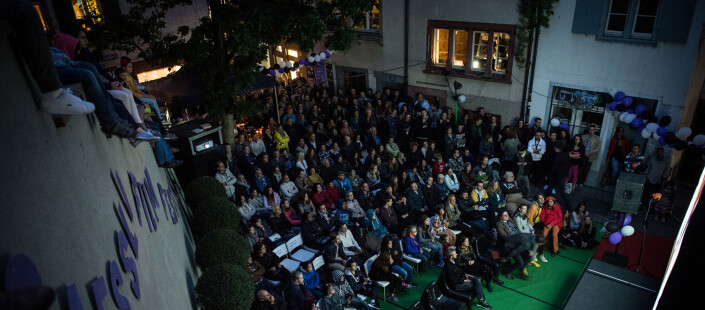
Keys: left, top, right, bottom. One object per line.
{"left": 492, "top": 277, "right": 505, "bottom": 285}
{"left": 409, "top": 281, "right": 418, "bottom": 287}
{"left": 516, "top": 273, "right": 529, "bottom": 280}
{"left": 503, "top": 272, "right": 514, "bottom": 280}
{"left": 160, "top": 159, "right": 183, "bottom": 168}
{"left": 476, "top": 299, "right": 493, "bottom": 310}
{"left": 485, "top": 280, "right": 493, "bottom": 292}
{"left": 551, "top": 252, "right": 558, "bottom": 257}
{"left": 559, "top": 244, "right": 567, "bottom": 250}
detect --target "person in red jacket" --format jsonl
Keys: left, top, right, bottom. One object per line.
{"left": 606, "top": 127, "right": 630, "bottom": 184}
{"left": 540, "top": 196, "right": 565, "bottom": 256}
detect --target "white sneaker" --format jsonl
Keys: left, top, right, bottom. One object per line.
{"left": 539, "top": 254, "right": 548, "bottom": 263}
{"left": 135, "top": 132, "right": 161, "bottom": 142}
{"left": 41, "top": 88, "right": 95, "bottom": 115}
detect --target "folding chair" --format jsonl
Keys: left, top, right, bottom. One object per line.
{"left": 273, "top": 243, "right": 300, "bottom": 273}
{"left": 364, "top": 255, "right": 390, "bottom": 301}
{"left": 399, "top": 240, "right": 422, "bottom": 274}
{"left": 287, "top": 234, "right": 316, "bottom": 263}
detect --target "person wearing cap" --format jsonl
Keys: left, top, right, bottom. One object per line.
{"left": 540, "top": 197, "right": 565, "bottom": 256}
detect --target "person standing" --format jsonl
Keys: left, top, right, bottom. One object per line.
{"left": 606, "top": 127, "right": 630, "bottom": 184}
{"left": 642, "top": 147, "right": 671, "bottom": 205}
{"left": 578, "top": 125, "right": 601, "bottom": 189}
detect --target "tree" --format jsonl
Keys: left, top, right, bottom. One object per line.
{"left": 81, "top": 0, "right": 377, "bottom": 144}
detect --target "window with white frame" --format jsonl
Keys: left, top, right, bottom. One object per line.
{"left": 426, "top": 20, "right": 515, "bottom": 83}
{"left": 604, "top": 0, "right": 660, "bottom": 40}
{"left": 355, "top": 5, "right": 380, "bottom": 31}
{"left": 433, "top": 28, "right": 449, "bottom": 67}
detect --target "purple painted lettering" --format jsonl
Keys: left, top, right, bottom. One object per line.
{"left": 115, "top": 203, "right": 139, "bottom": 258}
{"left": 128, "top": 173, "right": 143, "bottom": 226}
{"left": 112, "top": 171, "right": 133, "bottom": 221}
{"left": 66, "top": 284, "right": 84, "bottom": 310}
{"left": 91, "top": 276, "right": 108, "bottom": 310}
{"left": 117, "top": 231, "right": 141, "bottom": 299}
{"left": 109, "top": 261, "right": 131, "bottom": 310}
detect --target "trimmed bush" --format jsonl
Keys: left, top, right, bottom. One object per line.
{"left": 195, "top": 228, "right": 249, "bottom": 270}
{"left": 196, "top": 263, "right": 254, "bottom": 310}
{"left": 185, "top": 176, "right": 226, "bottom": 208}
{"left": 193, "top": 197, "right": 241, "bottom": 235}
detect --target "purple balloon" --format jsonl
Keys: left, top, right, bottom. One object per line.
{"left": 559, "top": 123, "right": 570, "bottom": 130}
{"left": 619, "top": 213, "right": 632, "bottom": 226}
{"left": 623, "top": 97, "right": 633, "bottom": 107}
{"left": 303, "top": 59, "right": 310, "bottom": 66}
{"left": 324, "top": 51, "right": 331, "bottom": 58}
{"left": 659, "top": 136, "right": 667, "bottom": 146}
{"left": 657, "top": 127, "right": 667, "bottom": 136}
{"left": 278, "top": 68, "right": 284, "bottom": 73}
{"left": 608, "top": 102, "right": 617, "bottom": 111}
{"left": 631, "top": 118, "right": 643, "bottom": 128}
{"left": 291, "top": 67, "right": 297, "bottom": 72}
{"left": 614, "top": 91, "right": 626, "bottom": 102}
{"left": 635, "top": 104, "right": 646, "bottom": 115}
{"left": 609, "top": 232, "right": 623, "bottom": 245}
{"left": 638, "top": 125, "right": 646, "bottom": 132}
{"left": 298, "top": 59, "right": 305, "bottom": 65}
{"left": 268, "top": 69, "right": 276, "bottom": 76}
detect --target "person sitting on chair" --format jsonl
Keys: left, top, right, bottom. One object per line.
{"left": 443, "top": 247, "right": 493, "bottom": 310}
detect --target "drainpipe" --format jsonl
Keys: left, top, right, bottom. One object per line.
{"left": 403, "top": 0, "right": 409, "bottom": 95}
{"left": 519, "top": 20, "right": 535, "bottom": 122}
{"left": 525, "top": 4, "right": 543, "bottom": 122}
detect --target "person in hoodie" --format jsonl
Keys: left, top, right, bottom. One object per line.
{"left": 331, "top": 270, "right": 374, "bottom": 310}
{"left": 300, "top": 261, "right": 323, "bottom": 299}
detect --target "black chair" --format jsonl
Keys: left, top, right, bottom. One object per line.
{"left": 437, "top": 271, "right": 475, "bottom": 308}
{"left": 420, "top": 280, "right": 468, "bottom": 310}
{"left": 407, "top": 300, "right": 425, "bottom": 310}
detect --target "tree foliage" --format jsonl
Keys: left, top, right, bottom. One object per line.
{"left": 82, "top": 0, "right": 377, "bottom": 118}
{"left": 516, "top": 0, "right": 560, "bottom": 68}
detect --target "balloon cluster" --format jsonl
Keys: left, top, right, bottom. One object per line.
{"left": 550, "top": 118, "right": 570, "bottom": 131}
{"left": 605, "top": 213, "right": 635, "bottom": 245}
{"left": 259, "top": 49, "right": 334, "bottom": 78}
{"left": 607, "top": 91, "right": 705, "bottom": 151}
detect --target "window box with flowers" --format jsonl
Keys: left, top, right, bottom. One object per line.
{"left": 425, "top": 20, "right": 516, "bottom": 84}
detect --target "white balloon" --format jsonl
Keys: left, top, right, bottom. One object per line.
{"left": 676, "top": 127, "right": 692, "bottom": 139}
{"left": 652, "top": 131, "right": 661, "bottom": 140}
{"left": 641, "top": 128, "right": 651, "bottom": 139}
{"left": 279, "top": 61, "right": 286, "bottom": 68}
{"left": 646, "top": 123, "right": 659, "bottom": 132}
{"left": 693, "top": 134, "right": 705, "bottom": 146}
{"left": 275, "top": 71, "right": 282, "bottom": 77}
{"left": 625, "top": 114, "right": 637, "bottom": 123}
{"left": 319, "top": 52, "right": 327, "bottom": 59}
{"left": 621, "top": 225, "right": 635, "bottom": 237}
{"left": 308, "top": 56, "right": 315, "bottom": 63}
{"left": 550, "top": 118, "right": 560, "bottom": 127}
{"left": 457, "top": 95, "right": 466, "bottom": 103}
{"left": 314, "top": 55, "right": 321, "bottom": 62}
{"left": 619, "top": 112, "right": 628, "bottom": 122}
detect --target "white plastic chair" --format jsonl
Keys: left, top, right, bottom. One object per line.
{"left": 364, "top": 255, "right": 390, "bottom": 301}
{"left": 312, "top": 255, "right": 325, "bottom": 271}
{"left": 273, "top": 243, "right": 300, "bottom": 273}
{"left": 287, "top": 234, "right": 316, "bottom": 263}
{"left": 399, "top": 239, "right": 422, "bottom": 274}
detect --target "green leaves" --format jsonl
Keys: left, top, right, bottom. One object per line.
{"left": 516, "top": 0, "right": 560, "bottom": 68}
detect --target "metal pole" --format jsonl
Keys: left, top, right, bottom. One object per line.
{"left": 274, "top": 86, "right": 280, "bottom": 124}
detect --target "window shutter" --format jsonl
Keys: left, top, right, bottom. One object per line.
{"left": 655, "top": 0, "right": 696, "bottom": 44}
{"left": 571, "top": 0, "right": 606, "bottom": 35}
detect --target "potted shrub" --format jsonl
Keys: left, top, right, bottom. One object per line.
{"left": 193, "top": 197, "right": 241, "bottom": 236}
{"left": 196, "top": 263, "right": 254, "bottom": 310}
{"left": 195, "top": 228, "right": 249, "bottom": 270}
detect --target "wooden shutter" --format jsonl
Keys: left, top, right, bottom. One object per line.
{"left": 571, "top": 0, "right": 607, "bottom": 35}
{"left": 655, "top": 0, "right": 696, "bottom": 43}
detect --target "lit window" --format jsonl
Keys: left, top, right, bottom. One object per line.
{"left": 276, "top": 46, "right": 283, "bottom": 52}
{"left": 287, "top": 49, "right": 298, "bottom": 58}
{"left": 275, "top": 56, "right": 284, "bottom": 66}
{"left": 71, "top": 0, "right": 101, "bottom": 22}
{"left": 33, "top": 3, "right": 48, "bottom": 31}
{"left": 433, "top": 28, "right": 449, "bottom": 67}
{"left": 137, "top": 66, "right": 182, "bottom": 83}
{"left": 355, "top": 5, "right": 380, "bottom": 31}
{"left": 453, "top": 30, "right": 468, "bottom": 69}
{"left": 492, "top": 33, "right": 510, "bottom": 73}
{"left": 471, "top": 31, "right": 488, "bottom": 72}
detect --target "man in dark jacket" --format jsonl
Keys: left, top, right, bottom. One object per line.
{"left": 256, "top": 289, "right": 287, "bottom": 310}
{"left": 283, "top": 271, "right": 307, "bottom": 310}
{"left": 422, "top": 177, "right": 442, "bottom": 214}
{"left": 406, "top": 182, "right": 427, "bottom": 215}
{"left": 315, "top": 204, "right": 335, "bottom": 233}
{"left": 324, "top": 233, "right": 350, "bottom": 271}
{"left": 443, "top": 247, "right": 492, "bottom": 310}
{"left": 545, "top": 144, "right": 571, "bottom": 211}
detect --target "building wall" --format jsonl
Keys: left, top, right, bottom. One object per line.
{"left": 327, "top": 0, "right": 526, "bottom": 123}
{"left": 0, "top": 34, "right": 198, "bottom": 310}
{"left": 530, "top": 0, "right": 705, "bottom": 184}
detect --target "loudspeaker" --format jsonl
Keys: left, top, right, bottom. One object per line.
{"left": 612, "top": 172, "right": 645, "bottom": 214}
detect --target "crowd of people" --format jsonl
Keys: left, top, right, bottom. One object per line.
{"left": 215, "top": 77, "right": 630, "bottom": 310}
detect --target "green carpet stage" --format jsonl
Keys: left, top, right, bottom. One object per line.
{"left": 379, "top": 239, "right": 600, "bottom": 310}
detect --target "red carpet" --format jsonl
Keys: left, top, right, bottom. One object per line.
{"left": 593, "top": 230, "right": 674, "bottom": 279}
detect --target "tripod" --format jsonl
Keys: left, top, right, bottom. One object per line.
{"left": 628, "top": 198, "right": 657, "bottom": 276}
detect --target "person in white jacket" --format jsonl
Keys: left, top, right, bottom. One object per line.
{"left": 444, "top": 168, "right": 460, "bottom": 193}
{"left": 215, "top": 161, "right": 237, "bottom": 199}
{"left": 249, "top": 134, "right": 267, "bottom": 157}
{"left": 279, "top": 174, "right": 299, "bottom": 201}
{"left": 527, "top": 132, "right": 546, "bottom": 182}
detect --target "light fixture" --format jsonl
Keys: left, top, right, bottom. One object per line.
{"left": 473, "top": 60, "right": 479, "bottom": 68}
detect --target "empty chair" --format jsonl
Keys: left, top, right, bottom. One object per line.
{"left": 273, "top": 243, "right": 300, "bottom": 273}
{"left": 420, "top": 281, "right": 468, "bottom": 310}
{"left": 287, "top": 234, "right": 317, "bottom": 263}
